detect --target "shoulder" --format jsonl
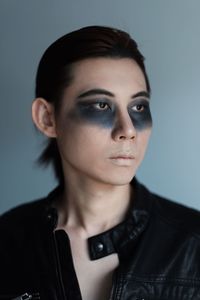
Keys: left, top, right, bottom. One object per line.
{"left": 0, "top": 198, "right": 47, "bottom": 238}
{"left": 150, "top": 190, "right": 200, "bottom": 238}
{"left": 133, "top": 179, "right": 200, "bottom": 239}
{"left": 0, "top": 186, "right": 60, "bottom": 237}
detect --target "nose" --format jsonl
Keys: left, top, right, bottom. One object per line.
{"left": 111, "top": 110, "right": 136, "bottom": 141}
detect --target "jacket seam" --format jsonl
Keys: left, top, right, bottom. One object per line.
{"left": 126, "top": 275, "right": 200, "bottom": 285}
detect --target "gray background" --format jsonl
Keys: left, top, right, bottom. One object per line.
{"left": 0, "top": 0, "right": 200, "bottom": 213}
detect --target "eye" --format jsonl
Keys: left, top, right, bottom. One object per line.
{"left": 132, "top": 104, "right": 145, "bottom": 112}
{"left": 93, "top": 102, "right": 110, "bottom": 111}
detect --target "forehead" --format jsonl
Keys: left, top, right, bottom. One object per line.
{"left": 68, "top": 57, "right": 147, "bottom": 94}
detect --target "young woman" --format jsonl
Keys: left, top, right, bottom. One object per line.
{"left": 0, "top": 26, "right": 200, "bottom": 300}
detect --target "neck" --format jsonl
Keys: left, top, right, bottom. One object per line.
{"left": 56, "top": 175, "right": 133, "bottom": 237}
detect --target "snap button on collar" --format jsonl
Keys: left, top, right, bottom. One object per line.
{"left": 95, "top": 242, "right": 104, "bottom": 252}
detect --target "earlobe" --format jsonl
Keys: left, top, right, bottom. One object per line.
{"left": 32, "top": 98, "right": 57, "bottom": 138}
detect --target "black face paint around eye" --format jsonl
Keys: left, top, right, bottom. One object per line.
{"left": 69, "top": 100, "right": 116, "bottom": 128}
{"left": 128, "top": 99, "right": 152, "bottom": 131}
{"left": 69, "top": 99, "right": 152, "bottom": 131}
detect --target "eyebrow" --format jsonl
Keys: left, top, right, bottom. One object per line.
{"left": 77, "top": 88, "right": 150, "bottom": 99}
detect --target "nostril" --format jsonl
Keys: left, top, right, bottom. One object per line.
{"left": 119, "top": 135, "right": 134, "bottom": 140}
{"left": 119, "top": 135, "right": 126, "bottom": 140}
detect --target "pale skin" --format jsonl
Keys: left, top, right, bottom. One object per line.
{"left": 32, "top": 58, "right": 152, "bottom": 300}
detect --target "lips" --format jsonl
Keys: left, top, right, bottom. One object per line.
{"left": 110, "top": 153, "right": 135, "bottom": 159}
{"left": 109, "top": 154, "right": 135, "bottom": 166}
{"left": 109, "top": 155, "right": 135, "bottom": 165}
{"left": 111, "top": 156, "right": 134, "bottom": 159}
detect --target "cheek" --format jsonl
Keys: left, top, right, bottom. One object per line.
{"left": 137, "top": 130, "right": 152, "bottom": 154}
{"left": 128, "top": 109, "right": 152, "bottom": 131}
{"left": 57, "top": 125, "right": 110, "bottom": 174}
{"left": 56, "top": 115, "right": 108, "bottom": 156}
{"left": 68, "top": 106, "right": 115, "bottom": 128}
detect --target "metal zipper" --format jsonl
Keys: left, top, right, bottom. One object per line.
{"left": 12, "top": 293, "right": 40, "bottom": 300}
{"left": 0, "top": 293, "right": 40, "bottom": 300}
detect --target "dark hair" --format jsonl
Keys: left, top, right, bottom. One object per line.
{"left": 35, "top": 25, "right": 151, "bottom": 187}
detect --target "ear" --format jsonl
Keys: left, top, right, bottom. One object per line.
{"left": 32, "top": 98, "right": 57, "bottom": 138}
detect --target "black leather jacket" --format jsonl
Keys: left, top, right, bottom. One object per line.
{"left": 0, "top": 179, "right": 200, "bottom": 300}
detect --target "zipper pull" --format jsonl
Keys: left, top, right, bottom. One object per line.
{"left": 12, "top": 293, "right": 40, "bottom": 300}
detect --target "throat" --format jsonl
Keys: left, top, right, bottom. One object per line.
{"left": 56, "top": 183, "right": 133, "bottom": 236}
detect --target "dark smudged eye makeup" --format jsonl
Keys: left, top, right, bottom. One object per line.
{"left": 70, "top": 98, "right": 115, "bottom": 128}
{"left": 128, "top": 98, "right": 152, "bottom": 131}
{"left": 70, "top": 96, "right": 152, "bottom": 130}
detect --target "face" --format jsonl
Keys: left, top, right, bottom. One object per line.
{"left": 55, "top": 58, "right": 152, "bottom": 186}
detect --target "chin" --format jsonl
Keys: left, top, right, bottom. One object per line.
{"left": 107, "top": 177, "right": 134, "bottom": 186}
{"left": 98, "top": 169, "right": 136, "bottom": 186}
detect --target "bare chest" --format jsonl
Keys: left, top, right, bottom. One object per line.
{"left": 70, "top": 237, "right": 119, "bottom": 300}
